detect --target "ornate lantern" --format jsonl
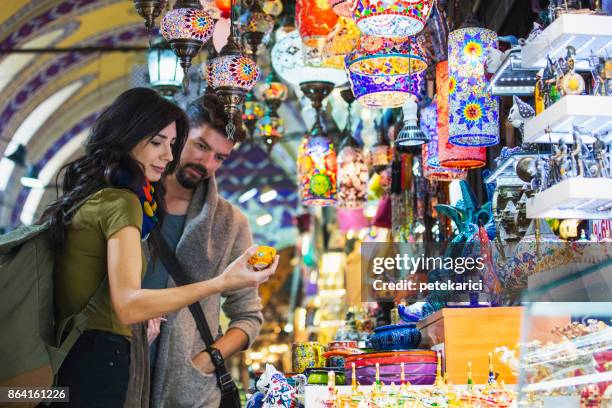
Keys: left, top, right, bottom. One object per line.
{"left": 322, "top": 17, "right": 360, "bottom": 70}
{"left": 353, "top": 0, "right": 434, "bottom": 38}
{"left": 242, "top": 92, "right": 265, "bottom": 136}
{"left": 253, "top": 71, "right": 288, "bottom": 151}
{"left": 420, "top": 101, "right": 466, "bottom": 181}
{"left": 133, "top": 0, "right": 167, "bottom": 32}
{"left": 207, "top": 0, "right": 260, "bottom": 140}
{"left": 147, "top": 35, "right": 184, "bottom": 97}
{"left": 337, "top": 87, "right": 368, "bottom": 209}
{"left": 448, "top": 24, "right": 499, "bottom": 147}
{"left": 161, "top": 0, "right": 214, "bottom": 88}
{"left": 296, "top": 0, "right": 338, "bottom": 49}
{"left": 346, "top": 36, "right": 427, "bottom": 77}
{"left": 271, "top": 30, "right": 347, "bottom": 89}
{"left": 436, "top": 61, "right": 486, "bottom": 169}
{"left": 297, "top": 81, "right": 337, "bottom": 206}
{"left": 238, "top": 0, "right": 275, "bottom": 61}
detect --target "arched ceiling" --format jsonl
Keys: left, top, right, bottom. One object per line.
{"left": 0, "top": 1, "right": 299, "bottom": 247}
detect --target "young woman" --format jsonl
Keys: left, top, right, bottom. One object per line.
{"left": 43, "top": 88, "right": 277, "bottom": 407}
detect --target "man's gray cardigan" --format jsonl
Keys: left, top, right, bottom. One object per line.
{"left": 150, "top": 176, "right": 263, "bottom": 408}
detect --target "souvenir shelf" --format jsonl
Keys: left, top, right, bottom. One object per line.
{"left": 521, "top": 14, "right": 612, "bottom": 71}
{"left": 523, "top": 95, "right": 612, "bottom": 144}
{"left": 488, "top": 50, "right": 538, "bottom": 96}
{"left": 526, "top": 177, "right": 612, "bottom": 219}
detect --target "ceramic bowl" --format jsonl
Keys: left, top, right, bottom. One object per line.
{"left": 369, "top": 323, "right": 421, "bottom": 351}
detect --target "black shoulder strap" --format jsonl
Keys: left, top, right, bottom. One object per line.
{"left": 151, "top": 230, "right": 237, "bottom": 394}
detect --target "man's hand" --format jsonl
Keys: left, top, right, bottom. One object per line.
{"left": 192, "top": 351, "right": 215, "bottom": 375}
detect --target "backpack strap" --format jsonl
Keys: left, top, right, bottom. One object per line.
{"left": 46, "top": 276, "right": 109, "bottom": 373}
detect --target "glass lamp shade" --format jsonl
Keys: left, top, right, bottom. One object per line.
{"left": 263, "top": 0, "right": 283, "bottom": 16}
{"left": 448, "top": 27, "right": 499, "bottom": 147}
{"left": 214, "top": 0, "right": 231, "bottom": 15}
{"left": 238, "top": 4, "right": 274, "bottom": 37}
{"left": 243, "top": 94, "right": 265, "bottom": 129}
{"left": 337, "top": 143, "right": 369, "bottom": 209}
{"left": 298, "top": 136, "right": 338, "bottom": 206}
{"left": 147, "top": 38, "right": 184, "bottom": 92}
{"left": 436, "top": 61, "right": 486, "bottom": 169}
{"left": 254, "top": 74, "right": 289, "bottom": 102}
{"left": 271, "top": 30, "right": 347, "bottom": 88}
{"left": 161, "top": 7, "right": 214, "bottom": 43}
{"left": 347, "top": 36, "right": 427, "bottom": 77}
{"left": 322, "top": 17, "right": 360, "bottom": 70}
{"left": 420, "top": 101, "right": 466, "bottom": 181}
{"left": 329, "top": 0, "right": 356, "bottom": 17}
{"left": 353, "top": 0, "right": 435, "bottom": 38}
{"left": 254, "top": 110, "right": 284, "bottom": 140}
{"left": 207, "top": 54, "right": 260, "bottom": 90}
{"left": 296, "top": 0, "right": 338, "bottom": 48}
{"left": 348, "top": 70, "right": 423, "bottom": 108}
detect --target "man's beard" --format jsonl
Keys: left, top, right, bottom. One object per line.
{"left": 175, "top": 163, "right": 208, "bottom": 189}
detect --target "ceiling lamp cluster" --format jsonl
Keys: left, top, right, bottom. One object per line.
{"left": 253, "top": 71, "right": 289, "bottom": 152}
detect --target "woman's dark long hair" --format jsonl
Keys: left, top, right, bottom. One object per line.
{"left": 41, "top": 87, "right": 188, "bottom": 251}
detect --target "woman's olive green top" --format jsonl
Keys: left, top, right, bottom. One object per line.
{"left": 54, "top": 188, "right": 145, "bottom": 338}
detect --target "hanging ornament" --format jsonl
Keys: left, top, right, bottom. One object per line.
{"left": 161, "top": 0, "right": 214, "bottom": 89}
{"left": 420, "top": 101, "right": 466, "bottom": 181}
{"left": 337, "top": 87, "right": 368, "bottom": 209}
{"left": 238, "top": 0, "right": 275, "bottom": 61}
{"left": 329, "top": 0, "right": 357, "bottom": 17}
{"left": 207, "top": 0, "right": 260, "bottom": 140}
{"left": 296, "top": 0, "right": 338, "bottom": 66}
{"left": 353, "top": 0, "right": 434, "bottom": 38}
{"left": 253, "top": 71, "right": 288, "bottom": 151}
{"left": 242, "top": 92, "right": 265, "bottom": 136}
{"left": 297, "top": 81, "right": 337, "bottom": 206}
{"left": 347, "top": 36, "right": 427, "bottom": 77}
{"left": 322, "top": 17, "right": 360, "bottom": 70}
{"left": 436, "top": 61, "right": 486, "bottom": 169}
{"left": 448, "top": 22, "right": 499, "bottom": 147}
{"left": 133, "top": 0, "right": 168, "bottom": 32}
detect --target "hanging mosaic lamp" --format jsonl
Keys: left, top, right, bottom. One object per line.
{"left": 349, "top": 71, "right": 424, "bottom": 109}
{"left": 436, "top": 61, "right": 486, "bottom": 169}
{"left": 207, "top": 0, "right": 260, "bottom": 140}
{"left": 296, "top": 0, "right": 338, "bottom": 66}
{"left": 253, "top": 71, "right": 288, "bottom": 151}
{"left": 133, "top": 0, "right": 167, "bottom": 32}
{"left": 271, "top": 30, "right": 347, "bottom": 89}
{"left": 297, "top": 81, "right": 337, "bottom": 206}
{"left": 337, "top": 88, "right": 368, "bottom": 209}
{"left": 346, "top": 35, "right": 427, "bottom": 77}
{"left": 448, "top": 22, "right": 499, "bottom": 147}
{"left": 370, "top": 127, "right": 391, "bottom": 173}
{"left": 329, "top": 0, "right": 356, "bottom": 17}
{"left": 238, "top": 0, "right": 275, "bottom": 61}
{"left": 321, "top": 17, "right": 360, "bottom": 70}
{"left": 263, "top": 0, "right": 283, "bottom": 16}
{"left": 214, "top": 0, "right": 232, "bottom": 17}
{"left": 395, "top": 97, "right": 429, "bottom": 147}
{"left": 353, "top": 0, "right": 435, "bottom": 38}
{"left": 420, "top": 101, "right": 466, "bottom": 181}
{"left": 161, "top": 0, "right": 214, "bottom": 89}
{"left": 242, "top": 92, "right": 265, "bottom": 136}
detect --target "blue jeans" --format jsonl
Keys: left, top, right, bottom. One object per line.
{"left": 50, "top": 330, "right": 130, "bottom": 407}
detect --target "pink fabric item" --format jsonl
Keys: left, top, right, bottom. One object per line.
{"left": 337, "top": 208, "right": 369, "bottom": 233}
{"left": 373, "top": 195, "right": 392, "bottom": 229}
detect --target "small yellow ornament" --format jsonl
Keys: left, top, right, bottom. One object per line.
{"left": 248, "top": 246, "right": 276, "bottom": 270}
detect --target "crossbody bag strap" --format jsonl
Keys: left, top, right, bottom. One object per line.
{"left": 151, "top": 231, "right": 237, "bottom": 394}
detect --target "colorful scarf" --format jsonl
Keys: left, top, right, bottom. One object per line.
{"left": 133, "top": 178, "right": 158, "bottom": 240}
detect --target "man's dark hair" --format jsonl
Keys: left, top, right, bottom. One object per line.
{"left": 185, "top": 92, "right": 247, "bottom": 143}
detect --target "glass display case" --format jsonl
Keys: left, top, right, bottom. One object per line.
{"left": 515, "top": 302, "right": 612, "bottom": 407}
